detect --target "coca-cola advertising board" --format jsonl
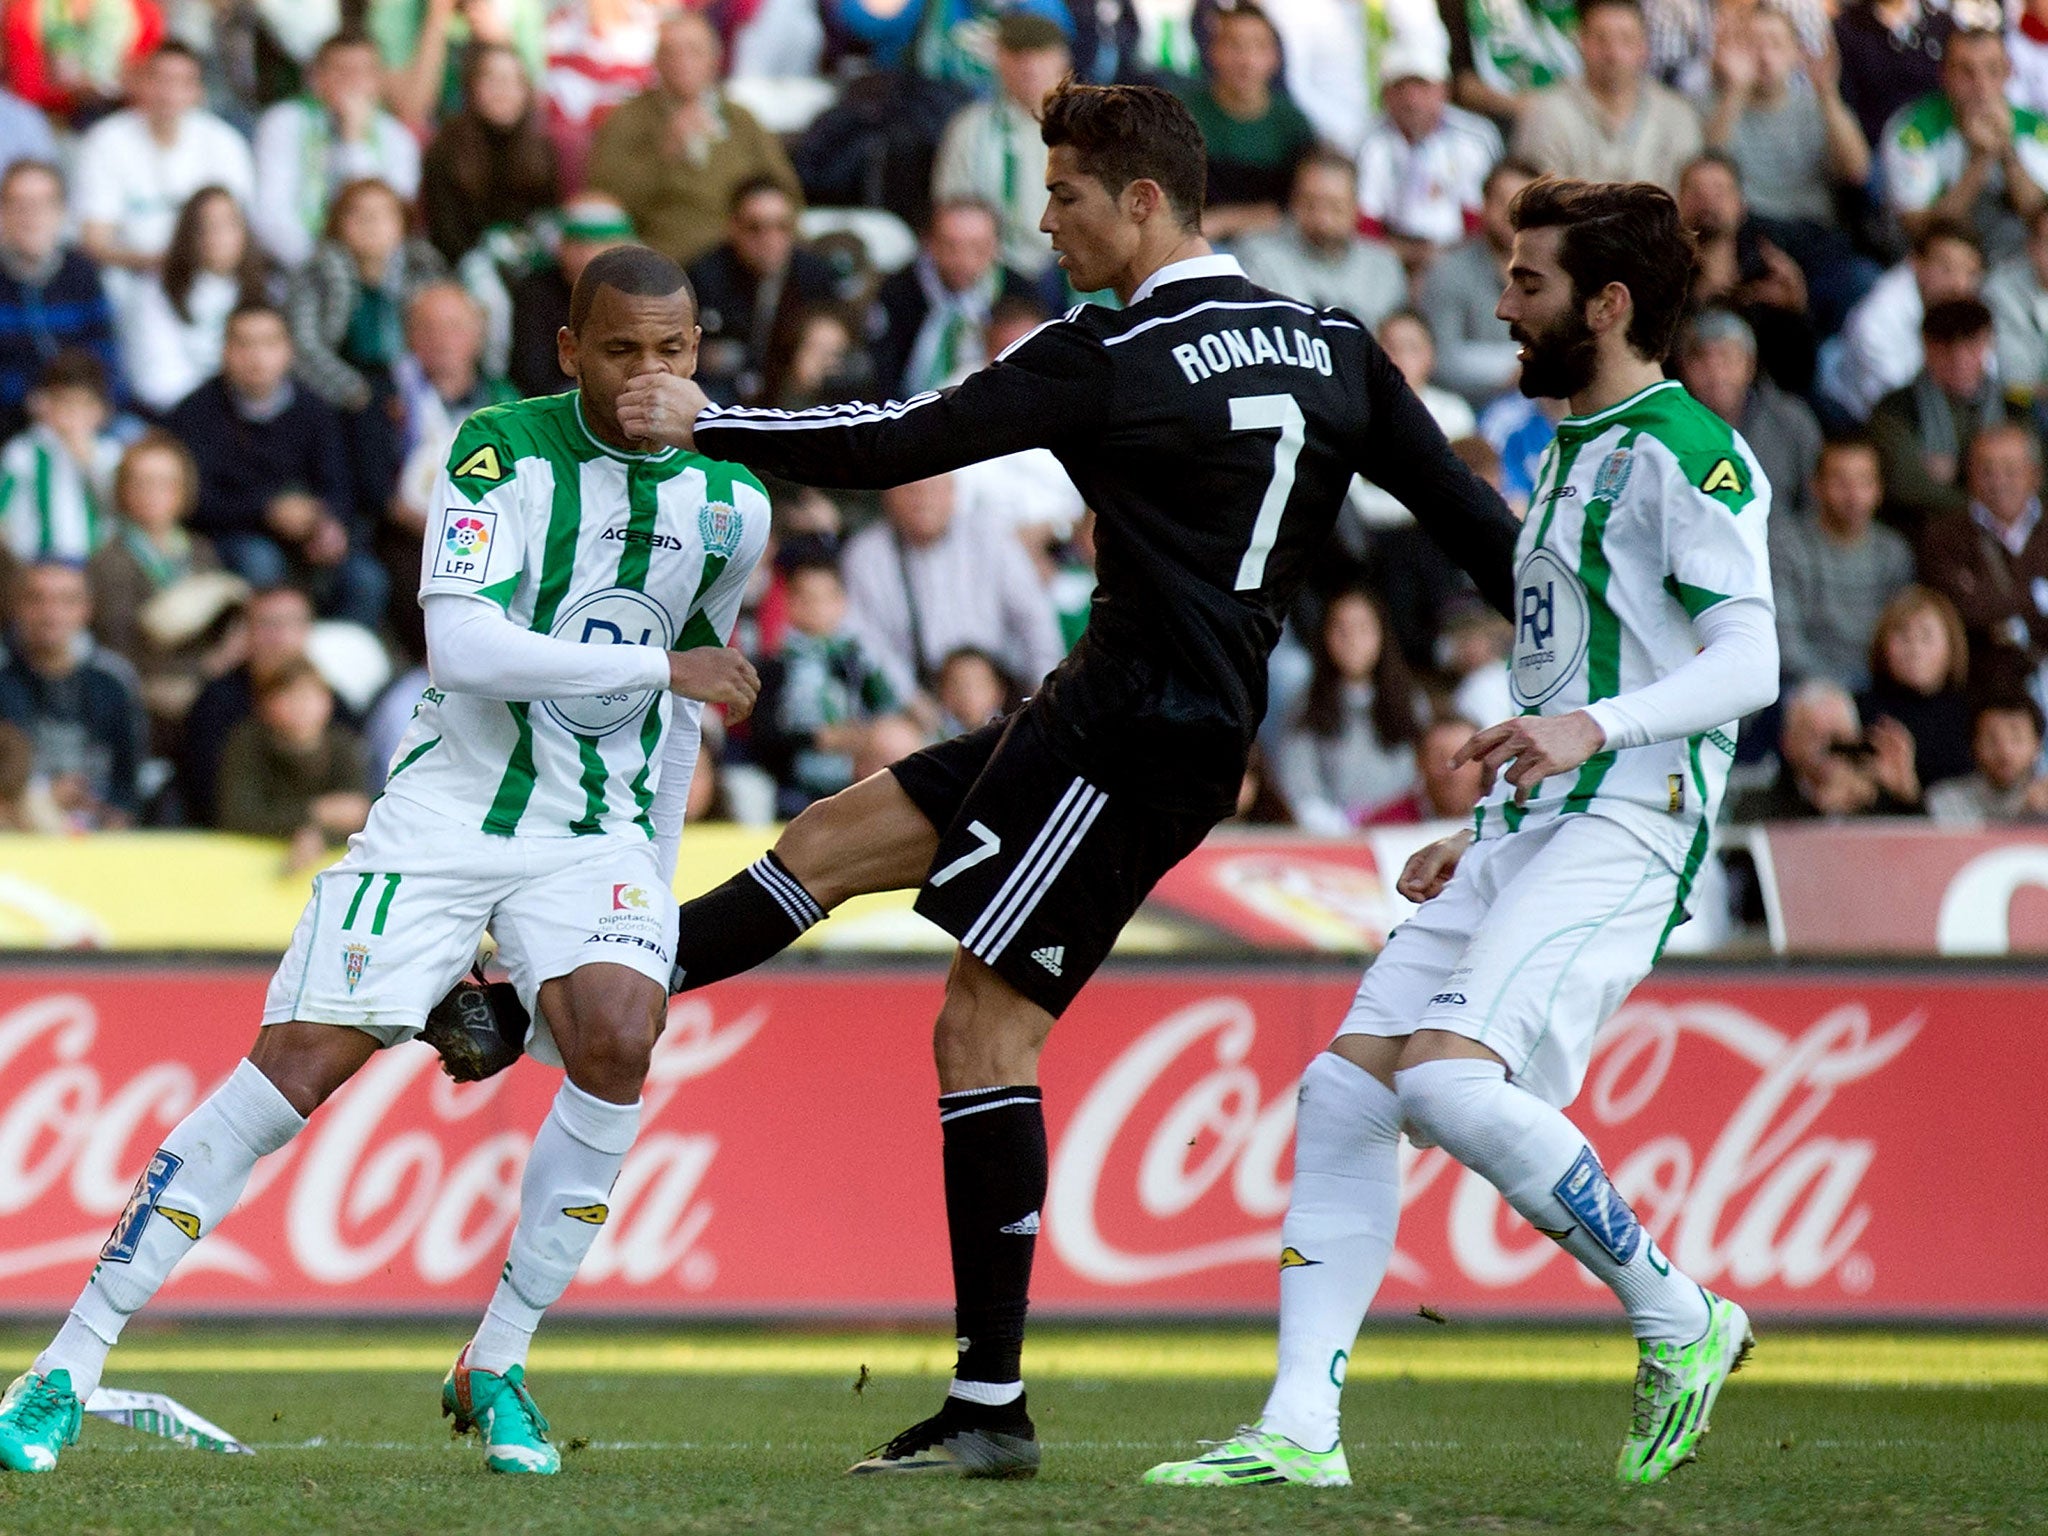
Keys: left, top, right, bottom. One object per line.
{"left": 1759, "top": 823, "right": 2048, "bottom": 955}
{"left": 1, "top": 964, "right": 2039, "bottom": 1317}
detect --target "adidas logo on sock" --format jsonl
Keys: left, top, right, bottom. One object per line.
{"left": 999, "top": 1210, "right": 1042, "bottom": 1236}
{"left": 1031, "top": 945, "right": 1064, "bottom": 976}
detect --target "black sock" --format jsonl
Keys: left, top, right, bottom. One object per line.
{"left": 669, "top": 852, "right": 825, "bottom": 993}
{"left": 940, "top": 1085, "right": 1046, "bottom": 1398}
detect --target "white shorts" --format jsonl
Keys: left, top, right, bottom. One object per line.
{"left": 262, "top": 794, "right": 679, "bottom": 1065}
{"left": 1337, "top": 815, "right": 1681, "bottom": 1108}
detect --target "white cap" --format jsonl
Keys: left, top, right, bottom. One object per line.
{"left": 1379, "top": 33, "right": 1450, "bottom": 85}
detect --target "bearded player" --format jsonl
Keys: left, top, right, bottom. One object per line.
{"left": 1147, "top": 178, "right": 1777, "bottom": 1490}
{"left": 0, "top": 247, "right": 768, "bottom": 1478}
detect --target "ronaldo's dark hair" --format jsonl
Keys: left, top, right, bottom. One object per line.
{"left": 1508, "top": 177, "right": 1698, "bottom": 364}
{"left": 569, "top": 244, "right": 697, "bottom": 332}
{"left": 1040, "top": 79, "right": 1207, "bottom": 233}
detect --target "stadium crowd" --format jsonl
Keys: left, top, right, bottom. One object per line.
{"left": 5, "top": 0, "right": 2048, "bottom": 857}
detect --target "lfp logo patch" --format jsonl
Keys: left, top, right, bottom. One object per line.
{"left": 435, "top": 508, "right": 497, "bottom": 584}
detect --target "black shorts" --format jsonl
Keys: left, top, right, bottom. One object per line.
{"left": 889, "top": 707, "right": 1219, "bottom": 1016}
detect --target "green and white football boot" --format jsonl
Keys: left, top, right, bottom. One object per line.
{"left": 0, "top": 1369, "right": 84, "bottom": 1473}
{"left": 1143, "top": 1425, "right": 1351, "bottom": 1487}
{"left": 1617, "top": 1291, "right": 1754, "bottom": 1485}
{"left": 442, "top": 1347, "right": 561, "bottom": 1475}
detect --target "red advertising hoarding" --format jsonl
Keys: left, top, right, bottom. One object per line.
{"left": 1760, "top": 824, "right": 2048, "bottom": 955}
{"left": 1, "top": 964, "right": 2039, "bottom": 1318}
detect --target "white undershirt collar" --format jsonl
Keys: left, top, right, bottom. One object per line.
{"left": 1129, "top": 253, "right": 1245, "bottom": 307}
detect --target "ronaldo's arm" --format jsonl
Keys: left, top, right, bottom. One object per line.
{"left": 1351, "top": 335, "right": 1522, "bottom": 620}
{"left": 689, "top": 322, "right": 1108, "bottom": 489}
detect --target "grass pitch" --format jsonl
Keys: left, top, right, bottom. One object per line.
{"left": 0, "top": 1324, "right": 2042, "bottom": 1535}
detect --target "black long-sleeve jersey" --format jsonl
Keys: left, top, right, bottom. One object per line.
{"left": 694, "top": 257, "right": 1522, "bottom": 815}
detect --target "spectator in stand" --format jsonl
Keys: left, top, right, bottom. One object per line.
{"left": 1355, "top": 33, "right": 1503, "bottom": 275}
{"left": 122, "top": 185, "right": 273, "bottom": 416}
{"left": 1172, "top": 1, "right": 1315, "bottom": 241}
{"left": 1869, "top": 297, "right": 2007, "bottom": 535}
{"left": 1421, "top": 156, "right": 1539, "bottom": 408}
{"left": 1920, "top": 422, "right": 2048, "bottom": 693}
{"left": 0, "top": 160, "right": 122, "bottom": 440}
{"left": 931, "top": 12, "right": 1072, "bottom": 290}
{"left": 1361, "top": 712, "right": 1489, "bottom": 825}
{"left": 2016, "top": 0, "right": 2048, "bottom": 118}
{"left": 1, "top": 0, "right": 164, "bottom": 119}
{"left": 286, "top": 177, "right": 449, "bottom": 561}
{"left": 178, "top": 580, "right": 316, "bottom": 823}
{"left": 833, "top": 0, "right": 1074, "bottom": 91}
{"left": 533, "top": 0, "right": 663, "bottom": 189}
{"left": 1985, "top": 203, "right": 2048, "bottom": 411}
{"left": 251, "top": 31, "right": 421, "bottom": 270}
{"left": 870, "top": 198, "right": 1035, "bottom": 402}
{"left": 763, "top": 544, "right": 905, "bottom": 811}
{"left": 1728, "top": 676, "right": 1920, "bottom": 819}
{"left": 841, "top": 472, "right": 1064, "bottom": 705}
{"left": 418, "top": 39, "right": 559, "bottom": 267}
{"left": 0, "top": 79, "right": 54, "bottom": 180}
{"left": 506, "top": 197, "right": 634, "bottom": 398}
{"left": 0, "top": 560, "right": 144, "bottom": 827}
{"left": 0, "top": 351, "right": 121, "bottom": 565}
{"left": 1830, "top": 219, "right": 1985, "bottom": 423}
{"left": 1443, "top": 0, "right": 1581, "bottom": 123}
{"left": 388, "top": 283, "right": 512, "bottom": 659}
{"left": 1926, "top": 694, "right": 2048, "bottom": 821}
{"left": 689, "top": 178, "right": 841, "bottom": 407}
{"left": 371, "top": 0, "right": 547, "bottom": 132}
{"left": 1677, "top": 151, "right": 1814, "bottom": 397}
{"left": 1702, "top": 5, "right": 1877, "bottom": 334}
{"left": 1677, "top": 307, "right": 1821, "bottom": 522}
{"left": 1642, "top": 0, "right": 1835, "bottom": 99}
{"left": 1232, "top": 150, "right": 1407, "bottom": 329}
{"left": 1479, "top": 390, "right": 1564, "bottom": 513}
{"left": 1834, "top": 0, "right": 1952, "bottom": 150}
{"left": 1511, "top": 0, "right": 1702, "bottom": 193}
{"left": 73, "top": 40, "right": 253, "bottom": 312}
{"left": 1882, "top": 28, "right": 2048, "bottom": 264}
{"left": 214, "top": 653, "right": 368, "bottom": 869}
{"left": 1271, "top": 587, "right": 1429, "bottom": 834}
{"left": 933, "top": 645, "right": 1014, "bottom": 737}
{"left": 167, "top": 302, "right": 379, "bottom": 629}
{"left": 586, "top": 10, "right": 802, "bottom": 269}
{"left": 752, "top": 304, "right": 873, "bottom": 410}
{"left": 85, "top": 429, "right": 239, "bottom": 738}
{"left": 1858, "top": 582, "right": 1976, "bottom": 790}
{"left": 1771, "top": 437, "right": 1916, "bottom": 692}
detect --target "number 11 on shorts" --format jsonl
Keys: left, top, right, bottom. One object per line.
{"left": 341, "top": 872, "right": 403, "bottom": 935}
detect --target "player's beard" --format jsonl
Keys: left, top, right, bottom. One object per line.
{"left": 1513, "top": 304, "right": 1601, "bottom": 402}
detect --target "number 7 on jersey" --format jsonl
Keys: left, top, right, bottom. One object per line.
{"left": 1230, "top": 394, "right": 1305, "bottom": 591}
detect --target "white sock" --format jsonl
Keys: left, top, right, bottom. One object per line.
{"left": 468, "top": 1080, "right": 641, "bottom": 1375}
{"left": 1396, "top": 1058, "right": 1709, "bottom": 1345}
{"left": 36, "top": 1060, "right": 305, "bottom": 1400}
{"left": 1257, "top": 1052, "right": 1403, "bottom": 1453}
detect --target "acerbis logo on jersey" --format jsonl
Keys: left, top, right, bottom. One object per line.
{"left": 1509, "top": 549, "right": 1590, "bottom": 708}
{"left": 543, "top": 587, "right": 676, "bottom": 736}
{"left": 435, "top": 509, "right": 498, "bottom": 583}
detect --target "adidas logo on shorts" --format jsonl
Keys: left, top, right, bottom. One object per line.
{"left": 1032, "top": 945, "right": 1065, "bottom": 976}
{"left": 1000, "top": 1211, "right": 1041, "bottom": 1236}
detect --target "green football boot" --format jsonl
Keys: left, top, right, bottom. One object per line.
{"left": 0, "top": 1369, "right": 84, "bottom": 1473}
{"left": 1617, "top": 1291, "right": 1754, "bottom": 1485}
{"left": 1143, "top": 1425, "right": 1351, "bottom": 1487}
{"left": 442, "top": 1348, "right": 561, "bottom": 1475}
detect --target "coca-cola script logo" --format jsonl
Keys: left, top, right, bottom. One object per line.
{"left": 1045, "top": 994, "right": 1919, "bottom": 1298}
{"left": 0, "top": 992, "right": 762, "bottom": 1297}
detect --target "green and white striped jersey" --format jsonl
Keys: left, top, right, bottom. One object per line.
{"left": 384, "top": 390, "right": 770, "bottom": 840}
{"left": 1474, "top": 379, "right": 1772, "bottom": 880}
{"left": 0, "top": 424, "right": 118, "bottom": 563}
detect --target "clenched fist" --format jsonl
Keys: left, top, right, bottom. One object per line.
{"left": 669, "top": 646, "right": 760, "bottom": 724}
{"left": 617, "top": 374, "right": 712, "bottom": 449}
